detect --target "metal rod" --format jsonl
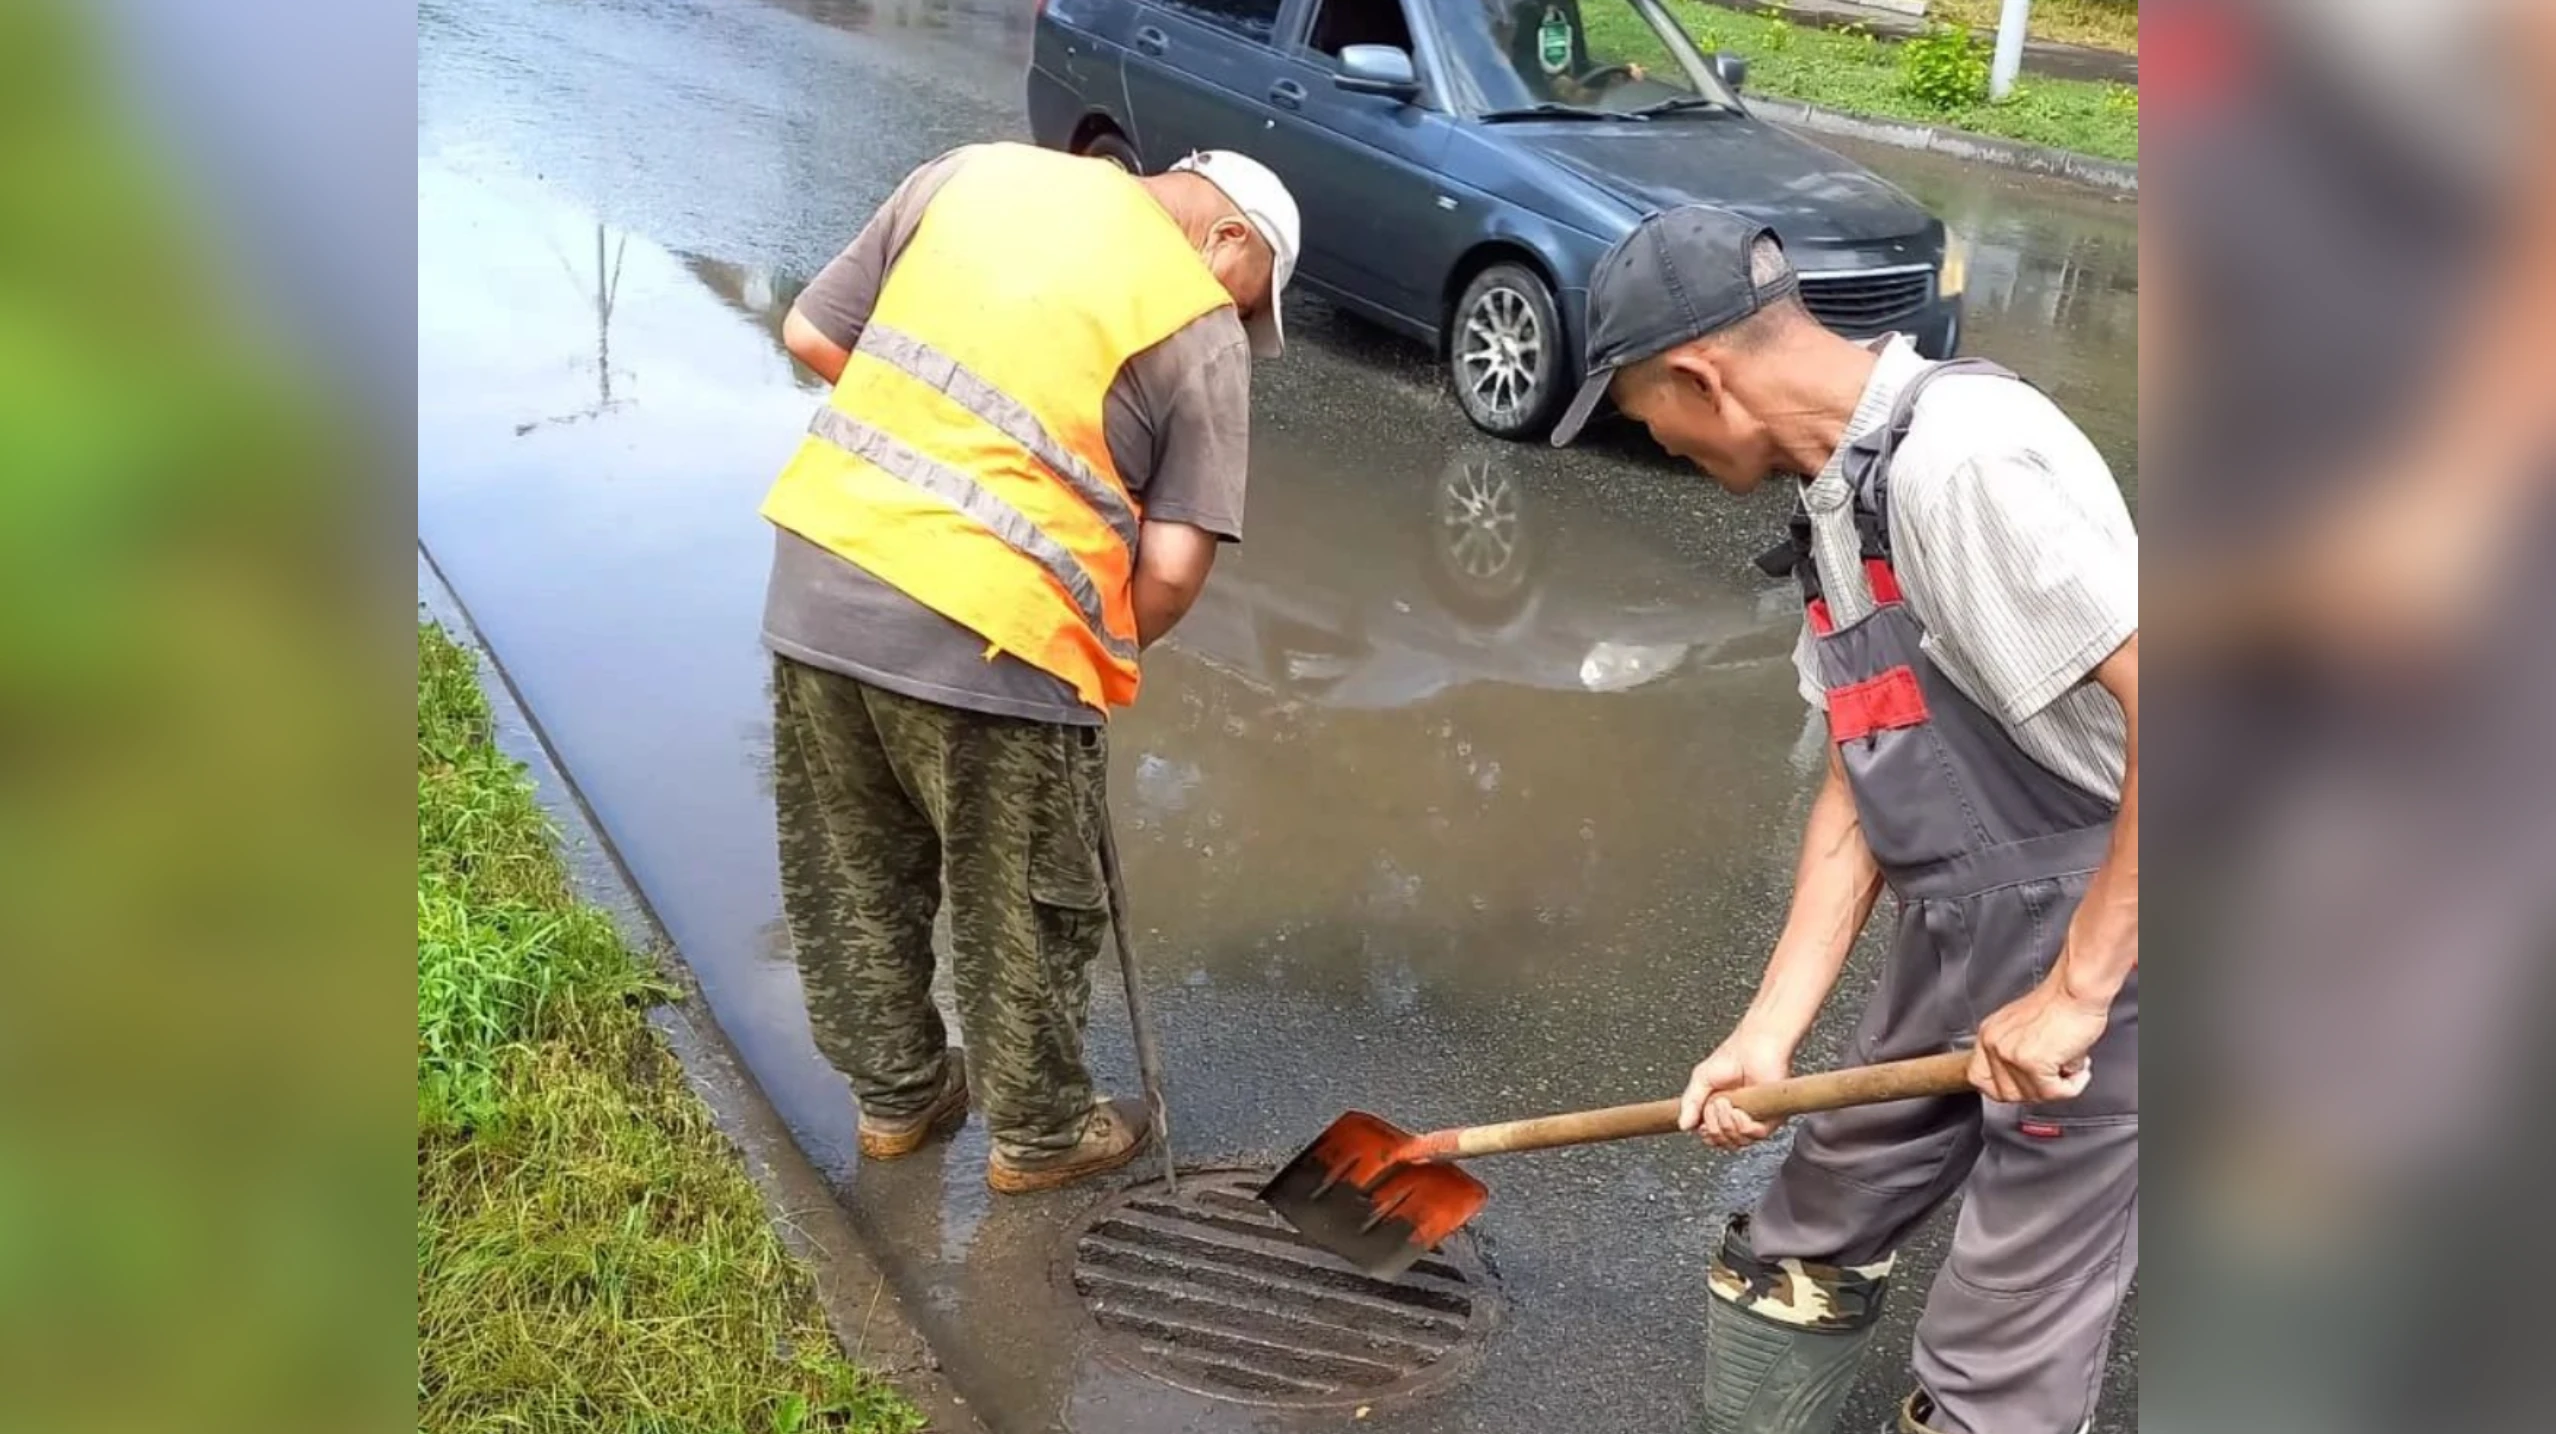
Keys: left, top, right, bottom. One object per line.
{"left": 1096, "top": 806, "right": 1178, "bottom": 1193}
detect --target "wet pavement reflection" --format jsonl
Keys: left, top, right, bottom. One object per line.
{"left": 419, "top": 1, "right": 2134, "bottom": 1429}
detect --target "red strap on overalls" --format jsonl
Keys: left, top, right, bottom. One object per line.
{"left": 1805, "top": 559, "right": 1904, "bottom": 636}
{"left": 1814, "top": 560, "right": 1927, "bottom": 742}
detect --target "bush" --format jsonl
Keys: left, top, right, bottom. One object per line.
{"left": 1901, "top": 21, "right": 1990, "bottom": 111}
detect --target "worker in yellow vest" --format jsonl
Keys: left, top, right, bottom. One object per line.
{"left": 760, "top": 143, "right": 1297, "bottom": 1192}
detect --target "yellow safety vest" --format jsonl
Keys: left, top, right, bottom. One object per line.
{"left": 759, "top": 143, "right": 1234, "bottom": 712}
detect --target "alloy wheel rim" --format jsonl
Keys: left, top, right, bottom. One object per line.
{"left": 1440, "top": 457, "right": 1521, "bottom": 581}
{"left": 1457, "top": 285, "right": 1543, "bottom": 422}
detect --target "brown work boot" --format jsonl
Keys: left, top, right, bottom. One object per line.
{"left": 856, "top": 1055, "right": 970, "bottom": 1160}
{"left": 985, "top": 1097, "right": 1152, "bottom": 1194}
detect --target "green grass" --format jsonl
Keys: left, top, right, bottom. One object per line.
{"left": 418, "top": 624, "right": 925, "bottom": 1434}
{"left": 1933, "top": 0, "right": 2139, "bottom": 56}
{"left": 1592, "top": 3, "right": 2139, "bottom": 163}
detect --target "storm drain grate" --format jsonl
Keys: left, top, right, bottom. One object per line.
{"left": 1063, "top": 1167, "right": 1499, "bottom": 1409}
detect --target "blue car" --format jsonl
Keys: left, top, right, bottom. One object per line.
{"left": 1028, "top": 0, "right": 1965, "bottom": 441}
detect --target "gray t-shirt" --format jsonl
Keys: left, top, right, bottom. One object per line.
{"left": 762, "top": 146, "right": 1254, "bottom": 724}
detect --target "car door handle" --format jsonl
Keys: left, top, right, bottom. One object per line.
{"left": 1268, "top": 79, "right": 1306, "bottom": 110}
{"left": 1134, "top": 26, "right": 1167, "bottom": 56}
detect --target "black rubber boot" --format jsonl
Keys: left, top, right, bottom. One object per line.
{"left": 1701, "top": 1215, "right": 1894, "bottom": 1434}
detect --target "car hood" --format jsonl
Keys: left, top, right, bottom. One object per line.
{"left": 1515, "top": 119, "right": 1928, "bottom": 243}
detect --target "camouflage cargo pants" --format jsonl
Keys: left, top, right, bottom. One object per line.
{"left": 771, "top": 656, "right": 1112, "bottom": 1160}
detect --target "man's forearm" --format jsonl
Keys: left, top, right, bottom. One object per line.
{"left": 781, "top": 307, "right": 852, "bottom": 386}
{"left": 1131, "top": 521, "right": 1217, "bottom": 649}
{"left": 1741, "top": 747, "right": 1885, "bottom": 1047}
{"left": 2057, "top": 727, "right": 2138, "bottom": 1007}
{"left": 1131, "top": 573, "right": 1203, "bottom": 649}
{"left": 2056, "top": 639, "right": 2139, "bottom": 1006}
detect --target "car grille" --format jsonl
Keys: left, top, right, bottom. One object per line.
{"left": 1798, "top": 267, "right": 1933, "bottom": 333}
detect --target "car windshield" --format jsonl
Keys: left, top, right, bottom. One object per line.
{"left": 1440, "top": 0, "right": 1737, "bottom": 115}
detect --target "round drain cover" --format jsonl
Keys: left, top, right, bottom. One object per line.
{"left": 1064, "top": 1166, "right": 1499, "bottom": 1408}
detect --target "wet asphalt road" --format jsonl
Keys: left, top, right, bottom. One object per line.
{"left": 417, "top": 1, "right": 2136, "bottom": 1429}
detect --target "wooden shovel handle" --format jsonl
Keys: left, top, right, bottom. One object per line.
{"left": 1436, "top": 1051, "right": 1976, "bottom": 1162}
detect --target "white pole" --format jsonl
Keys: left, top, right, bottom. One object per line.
{"left": 1991, "top": 0, "right": 2031, "bottom": 100}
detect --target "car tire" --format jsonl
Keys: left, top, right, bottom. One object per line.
{"left": 1449, "top": 262, "right": 1570, "bottom": 442}
{"left": 1079, "top": 128, "right": 1142, "bottom": 172}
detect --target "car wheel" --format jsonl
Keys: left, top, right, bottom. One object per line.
{"left": 1424, "top": 448, "right": 1543, "bottom": 623}
{"left": 1449, "top": 263, "right": 1569, "bottom": 441}
{"left": 1079, "top": 128, "right": 1141, "bottom": 172}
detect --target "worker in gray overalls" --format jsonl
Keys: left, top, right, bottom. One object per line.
{"left": 1550, "top": 206, "right": 2139, "bottom": 1434}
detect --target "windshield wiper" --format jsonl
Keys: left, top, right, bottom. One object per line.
{"left": 1634, "top": 95, "right": 1735, "bottom": 118}
{"left": 1476, "top": 102, "right": 1636, "bottom": 123}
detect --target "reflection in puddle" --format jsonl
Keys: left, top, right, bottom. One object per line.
{"left": 512, "top": 224, "right": 635, "bottom": 435}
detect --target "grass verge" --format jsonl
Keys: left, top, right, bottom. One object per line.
{"left": 1593, "top": 3, "right": 2140, "bottom": 164}
{"left": 1932, "top": 0, "right": 2139, "bottom": 56}
{"left": 418, "top": 623, "right": 925, "bottom": 1434}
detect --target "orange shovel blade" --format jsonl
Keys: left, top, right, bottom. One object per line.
{"left": 1257, "top": 1110, "right": 1489, "bottom": 1280}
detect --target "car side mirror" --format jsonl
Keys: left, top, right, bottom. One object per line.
{"left": 1336, "top": 44, "right": 1421, "bottom": 101}
{"left": 1712, "top": 51, "right": 1748, "bottom": 93}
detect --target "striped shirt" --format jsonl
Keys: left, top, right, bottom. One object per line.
{"left": 1792, "top": 338, "right": 2138, "bottom": 801}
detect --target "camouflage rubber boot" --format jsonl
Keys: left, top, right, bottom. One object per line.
{"left": 856, "top": 1052, "right": 970, "bottom": 1160}
{"left": 1701, "top": 1214, "right": 1893, "bottom": 1434}
{"left": 985, "top": 1096, "right": 1151, "bottom": 1194}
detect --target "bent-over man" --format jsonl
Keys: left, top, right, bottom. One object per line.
{"left": 760, "top": 143, "right": 1299, "bottom": 1192}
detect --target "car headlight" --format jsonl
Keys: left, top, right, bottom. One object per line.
{"left": 1578, "top": 642, "right": 1689, "bottom": 693}
{"left": 1938, "top": 228, "right": 1970, "bottom": 301}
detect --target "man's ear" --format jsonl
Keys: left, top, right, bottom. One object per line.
{"left": 1660, "top": 345, "right": 1726, "bottom": 409}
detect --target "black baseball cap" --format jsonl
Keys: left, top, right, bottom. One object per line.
{"left": 1550, "top": 206, "right": 1797, "bottom": 446}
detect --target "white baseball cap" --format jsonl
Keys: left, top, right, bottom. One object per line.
{"left": 1169, "top": 150, "right": 1299, "bottom": 360}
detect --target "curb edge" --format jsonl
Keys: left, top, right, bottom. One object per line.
{"left": 1750, "top": 97, "right": 2139, "bottom": 195}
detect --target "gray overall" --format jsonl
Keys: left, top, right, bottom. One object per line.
{"left": 1710, "top": 361, "right": 2137, "bottom": 1434}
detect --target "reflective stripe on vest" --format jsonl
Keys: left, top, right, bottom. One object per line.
{"left": 851, "top": 324, "right": 1142, "bottom": 556}
{"left": 758, "top": 142, "right": 1234, "bottom": 711}
{"left": 804, "top": 403, "right": 1136, "bottom": 663}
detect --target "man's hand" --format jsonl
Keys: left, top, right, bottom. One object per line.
{"left": 1970, "top": 969, "right": 2108, "bottom": 1105}
{"left": 1676, "top": 1026, "right": 1795, "bottom": 1150}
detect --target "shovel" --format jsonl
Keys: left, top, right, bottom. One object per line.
{"left": 1258, "top": 1050, "right": 1975, "bottom": 1278}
